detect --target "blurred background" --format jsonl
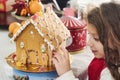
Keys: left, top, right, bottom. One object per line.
{"left": 0, "top": 0, "right": 120, "bottom": 80}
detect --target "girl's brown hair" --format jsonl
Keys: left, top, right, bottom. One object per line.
{"left": 87, "top": 2, "right": 120, "bottom": 80}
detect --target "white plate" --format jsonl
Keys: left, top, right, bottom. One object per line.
{"left": 11, "top": 12, "right": 30, "bottom": 20}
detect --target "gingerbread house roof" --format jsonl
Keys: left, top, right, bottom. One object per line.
{"left": 11, "top": 7, "right": 71, "bottom": 50}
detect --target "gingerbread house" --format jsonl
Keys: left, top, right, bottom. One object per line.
{"left": 7, "top": 7, "right": 70, "bottom": 72}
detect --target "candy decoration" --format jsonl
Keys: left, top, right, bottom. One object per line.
{"left": 41, "top": 44, "right": 46, "bottom": 53}
{"left": 20, "top": 42, "right": 24, "bottom": 48}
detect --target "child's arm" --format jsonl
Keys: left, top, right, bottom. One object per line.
{"left": 52, "top": 48, "right": 79, "bottom": 80}
{"left": 52, "top": 47, "right": 70, "bottom": 76}
{"left": 55, "top": 70, "right": 79, "bottom": 80}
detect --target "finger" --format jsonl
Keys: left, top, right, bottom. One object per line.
{"left": 52, "top": 58, "right": 58, "bottom": 65}
{"left": 52, "top": 58, "right": 60, "bottom": 71}
{"left": 61, "top": 47, "right": 69, "bottom": 59}
{"left": 53, "top": 52, "right": 63, "bottom": 63}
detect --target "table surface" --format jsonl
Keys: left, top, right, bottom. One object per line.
{"left": 0, "top": 30, "right": 15, "bottom": 80}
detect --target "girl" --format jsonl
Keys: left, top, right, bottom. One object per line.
{"left": 52, "top": 2, "right": 120, "bottom": 80}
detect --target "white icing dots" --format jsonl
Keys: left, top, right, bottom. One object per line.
{"left": 30, "top": 31, "right": 34, "bottom": 34}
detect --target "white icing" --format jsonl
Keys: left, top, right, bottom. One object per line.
{"left": 30, "top": 31, "right": 33, "bottom": 34}
{"left": 17, "top": 29, "right": 21, "bottom": 33}
{"left": 44, "top": 39, "right": 54, "bottom": 51}
{"left": 35, "top": 25, "right": 44, "bottom": 37}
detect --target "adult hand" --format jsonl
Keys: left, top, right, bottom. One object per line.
{"left": 52, "top": 47, "right": 70, "bottom": 76}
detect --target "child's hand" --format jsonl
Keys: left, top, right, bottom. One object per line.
{"left": 52, "top": 47, "right": 70, "bottom": 76}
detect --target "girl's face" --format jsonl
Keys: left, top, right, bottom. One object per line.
{"left": 87, "top": 24, "right": 105, "bottom": 59}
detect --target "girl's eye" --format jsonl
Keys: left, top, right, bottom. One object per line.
{"left": 94, "top": 38, "right": 100, "bottom": 41}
